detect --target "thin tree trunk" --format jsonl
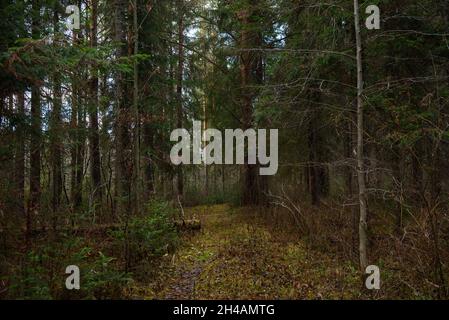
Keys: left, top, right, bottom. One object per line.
{"left": 29, "top": 0, "right": 41, "bottom": 240}
{"left": 14, "top": 3, "right": 26, "bottom": 221}
{"left": 308, "top": 113, "right": 320, "bottom": 206}
{"left": 203, "top": 98, "right": 209, "bottom": 197}
{"left": 51, "top": 5, "right": 63, "bottom": 231}
{"left": 132, "top": 0, "right": 141, "bottom": 214}
{"left": 71, "top": 82, "right": 79, "bottom": 211}
{"left": 222, "top": 165, "right": 225, "bottom": 198}
{"left": 354, "top": 0, "right": 369, "bottom": 270}
{"left": 14, "top": 93, "right": 25, "bottom": 218}
{"left": 71, "top": 0, "right": 84, "bottom": 212}
{"left": 70, "top": 19, "right": 79, "bottom": 212}
{"left": 176, "top": 2, "right": 184, "bottom": 198}
{"left": 89, "top": 0, "right": 102, "bottom": 211}
{"left": 143, "top": 125, "right": 154, "bottom": 196}
{"left": 75, "top": 94, "right": 85, "bottom": 210}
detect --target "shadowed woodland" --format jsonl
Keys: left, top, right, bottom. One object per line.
{"left": 1, "top": 0, "right": 449, "bottom": 299}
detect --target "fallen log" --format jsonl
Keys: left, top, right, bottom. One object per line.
{"left": 1, "top": 219, "right": 202, "bottom": 238}
{"left": 174, "top": 219, "right": 201, "bottom": 232}
{"left": 174, "top": 194, "right": 201, "bottom": 231}
{"left": 0, "top": 224, "right": 123, "bottom": 238}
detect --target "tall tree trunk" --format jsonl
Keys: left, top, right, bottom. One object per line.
{"left": 176, "top": 2, "right": 184, "bottom": 198}
{"left": 29, "top": 0, "right": 41, "bottom": 239}
{"left": 71, "top": 84, "right": 79, "bottom": 210}
{"left": 75, "top": 91, "right": 86, "bottom": 211}
{"left": 354, "top": 0, "right": 369, "bottom": 270}
{"left": 51, "top": 5, "right": 63, "bottom": 230}
{"left": 51, "top": 78, "right": 63, "bottom": 227}
{"left": 308, "top": 114, "right": 320, "bottom": 206}
{"left": 307, "top": 97, "right": 330, "bottom": 207}
{"left": 89, "top": 0, "right": 102, "bottom": 211}
{"left": 71, "top": 0, "right": 85, "bottom": 212}
{"left": 70, "top": 17, "right": 79, "bottom": 212}
{"left": 132, "top": 0, "right": 141, "bottom": 214}
{"left": 345, "top": 116, "right": 358, "bottom": 258}
{"left": 238, "top": 7, "right": 259, "bottom": 206}
{"left": 13, "top": 1, "right": 26, "bottom": 220}
{"left": 29, "top": 78, "right": 41, "bottom": 225}
{"left": 203, "top": 101, "right": 209, "bottom": 197}
{"left": 14, "top": 93, "right": 25, "bottom": 218}
{"left": 114, "top": 0, "right": 130, "bottom": 216}
{"left": 143, "top": 125, "right": 154, "bottom": 196}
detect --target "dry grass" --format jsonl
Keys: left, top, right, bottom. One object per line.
{"left": 131, "top": 204, "right": 366, "bottom": 300}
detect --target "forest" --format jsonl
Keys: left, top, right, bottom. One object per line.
{"left": 0, "top": 0, "right": 449, "bottom": 300}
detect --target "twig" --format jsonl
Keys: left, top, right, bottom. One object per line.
{"left": 177, "top": 195, "right": 185, "bottom": 224}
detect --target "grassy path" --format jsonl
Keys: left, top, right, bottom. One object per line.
{"left": 145, "top": 204, "right": 362, "bottom": 300}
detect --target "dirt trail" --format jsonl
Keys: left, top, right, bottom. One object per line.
{"left": 150, "top": 204, "right": 361, "bottom": 300}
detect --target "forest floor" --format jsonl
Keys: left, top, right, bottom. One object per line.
{"left": 130, "top": 204, "right": 367, "bottom": 300}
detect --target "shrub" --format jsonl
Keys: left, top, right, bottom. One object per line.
{"left": 6, "top": 239, "right": 131, "bottom": 300}
{"left": 69, "top": 248, "right": 132, "bottom": 300}
{"left": 113, "top": 200, "right": 179, "bottom": 266}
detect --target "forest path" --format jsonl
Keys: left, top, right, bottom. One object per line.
{"left": 149, "top": 204, "right": 360, "bottom": 299}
